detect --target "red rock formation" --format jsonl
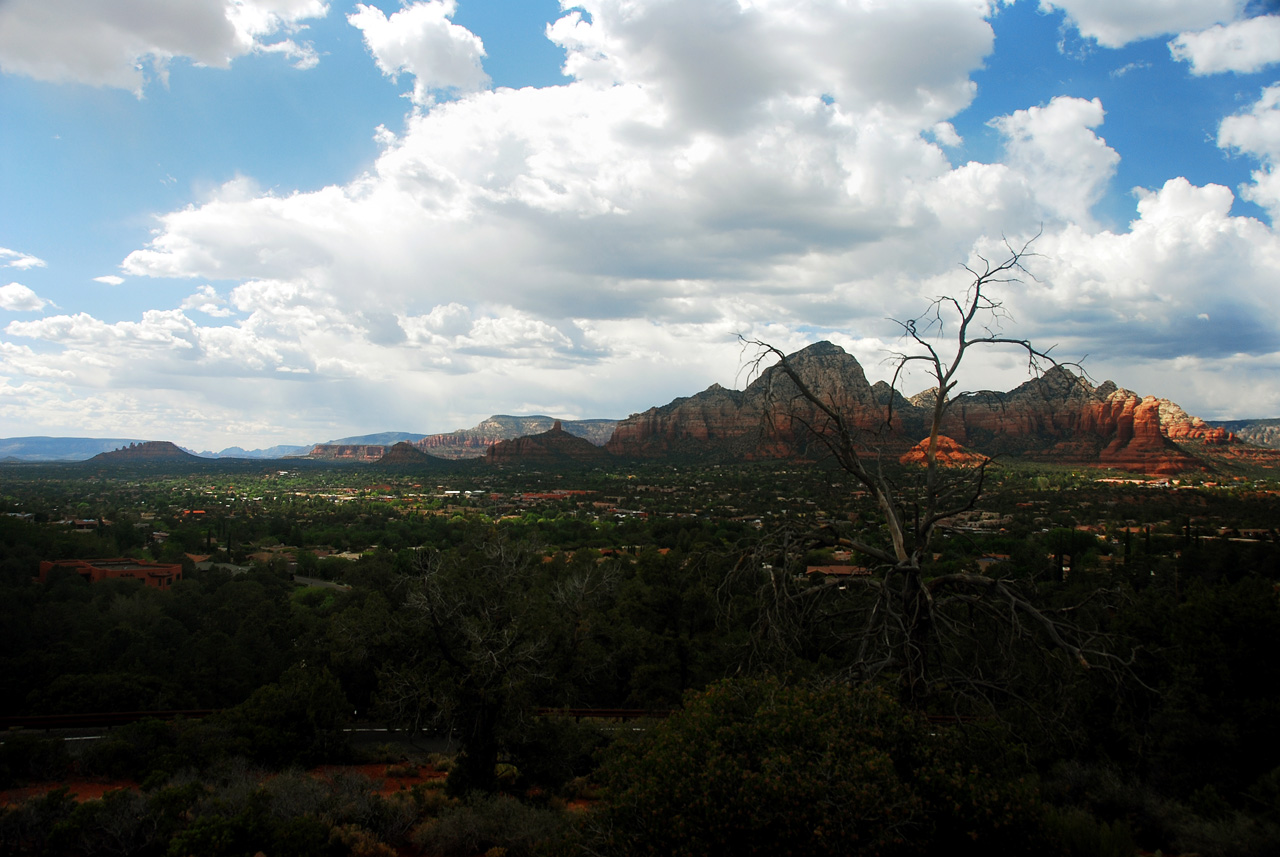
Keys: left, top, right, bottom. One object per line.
{"left": 607, "top": 342, "right": 898, "bottom": 459}
{"left": 416, "top": 415, "right": 617, "bottom": 459}
{"left": 899, "top": 435, "right": 986, "bottom": 467}
{"left": 605, "top": 383, "right": 749, "bottom": 456}
{"left": 1097, "top": 396, "right": 1200, "bottom": 475}
{"left": 486, "top": 420, "right": 611, "bottom": 464}
{"left": 304, "top": 444, "right": 387, "bottom": 461}
{"left": 606, "top": 341, "right": 1230, "bottom": 476}
{"left": 1157, "top": 399, "right": 1234, "bottom": 444}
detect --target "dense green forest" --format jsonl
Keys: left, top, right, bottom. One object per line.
{"left": 2, "top": 461, "right": 1279, "bottom": 855}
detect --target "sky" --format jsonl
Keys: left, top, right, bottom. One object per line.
{"left": 2, "top": 0, "right": 1280, "bottom": 450}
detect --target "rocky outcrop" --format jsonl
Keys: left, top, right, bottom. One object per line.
{"left": 486, "top": 421, "right": 611, "bottom": 464}
{"left": 607, "top": 342, "right": 896, "bottom": 459}
{"left": 1157, "top": 400, "right": 1233, "bottom": 444}
{"left": 90, "top": 441, "right": 201, "bottom": 463}
{"left": 1212, "top": 419, "right": 1280, "bottom": 449}
{"left": 607, "top": 341, "right": 1237, "bottom": 475}
{"left": 416, "top": 415, "right": 617, "bottom": 459}
{"left": 899, "top": 435, "right": 986, "bottom": 468}
{"left": 376, "top": 441, "right": 441, "bottom": 466}
{"left": 1095, "top": 396, "right": 1200, "bottom": 476}
{"left": 302, "top": 444, "right": 387, "bottom": 462}
{"left": 605, "top": 383, "right": 749, "bottom": 457}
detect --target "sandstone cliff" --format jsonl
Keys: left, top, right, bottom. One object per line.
{"left": 607, "top": 341, "right": 1238, "bottom": 475}
{"left": 300, "top": 444, "right": 388, "bottom": 462}
{"left": 606, "top": 342, "right": 895, "bottom": 459}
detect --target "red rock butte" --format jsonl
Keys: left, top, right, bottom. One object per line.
{"left": 899, "top": 435, "right": 986, "bottom": 467}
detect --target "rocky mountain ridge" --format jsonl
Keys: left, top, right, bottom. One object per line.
{"left": 486, "top": 421, "right": 611, "bottom": 464}
{"left": 605, "top": 342, "right": 1245, "bottom": 476}
{"left": 4, "top": 343, "right": 1274, "bottom": 474}
{"left": 89, "top": 441, "right": 200, "bottom": 463}
{"left": 299, "top": 415, "right": 618, "bottom": 462}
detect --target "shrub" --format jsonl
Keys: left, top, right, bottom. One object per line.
{"left": 412, "top": 793, "right": 575, "bottom": 857}
{"left": 504, "top": 717, "right": 609, "bottom": 793}
{"left": 599, "top": 677, "right": 1048, "bottom": 857}
{"left": 0, "top": 734, "right": 71, "bottom": 785}
{"left": 1044, "top": 806, "right": 1136, "bottom": 857}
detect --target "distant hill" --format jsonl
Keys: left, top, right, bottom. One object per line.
{"left": 89, "top": 441, "right": 202, "bottom": 463}
{"left": 326, "top": 431, "right": 425, "bottom": 446}
{"left": 376, "top": 441, "right": 448, "bottom": 467}
{"left": 415, "top": 415, "right": 618, "bottom": 460}
{"left": 486, "top": 420, "right": 611, "bottom": 465}
{"left": 0, "top": 436, "right": 148, "bottom": 461}
{"left": 1211, "top": 419, "right": 1280, "bottom": 450}
{"left": 300, "top": 416, "right": 619, "bottom": 462}
{"left": 196, "top": 444, "right": 310, "bottom": 459}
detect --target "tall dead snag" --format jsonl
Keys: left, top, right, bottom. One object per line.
{"left": 742, "top": 234, "right": 1130, "bottom": 710}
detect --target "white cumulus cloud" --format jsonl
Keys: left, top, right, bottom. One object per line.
{"left": 0, "top": 283, "right": 49, "bottom": 311}
{"left": 181, "top": 285, "right": 235, "bottom": 317}
{"left": 990, "top": 96, "right": 1119, "bottom": 226}
{"left": 0, "top": 247, "right": 46, "bottom": 269}
{"left": 1040, "top": 0, "right": 1243, "bottom": 48}
{"left": 0, "top": 0, "right": 329, "bottom": 93}
{"left": 1219, "top": 84, "right": 1280, "bottom": 220}
{"left": 1170, "top": 15, "right": 1280, "bottom": 75}
{"left": 349, "top": 1, "right": 489, "bottom": 106}
{"left": 6, "top": 0, "right": 1280, "bottom": 447}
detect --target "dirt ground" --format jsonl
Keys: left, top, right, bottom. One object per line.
{"left": 0, "top": 761, "right": 449, "bottom": 807}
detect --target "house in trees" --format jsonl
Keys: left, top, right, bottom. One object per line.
{"left": 38, "top": 557, "right": 183, "bottom": 589}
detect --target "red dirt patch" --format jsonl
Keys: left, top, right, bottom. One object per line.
{"left": 1, "top": 778, "right": 139, "bottom": 806}
{"left": 310, "top": 762, "right": 447, "bottom": 796}
{"left": 1, "top": 763, "right": 447, "bottom": 807}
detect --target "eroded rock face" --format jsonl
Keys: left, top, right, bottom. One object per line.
{"left": 605, "top": 383, "right": 749, "bottom": 456}
{"left": 1157, "top": 399, "right": 1234, "bottom": 444}
{"left": 606, "top": 341, "right": 1234, "bottom": 475}
{"left": 305, "top": 444, "right": 387, "bottom": 461}
{"left": 899, "top": 435, "right": 986, "bottom": 467}
{"left": 1097, "top": 396, "right": 1201, "bottom": 475}
{"left": 417, "top": 416, "right": 617, "bottom": 459}
{"left": 607, "top": 342, "right": 896, "bottom": 459}
{"left": 486, "top": 420, "right": 611, "bottom": 464}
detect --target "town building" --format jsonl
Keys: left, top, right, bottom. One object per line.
{"left": 37, "top": 558, "right": 183, "bottom": 589}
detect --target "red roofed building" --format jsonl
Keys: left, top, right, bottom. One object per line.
{"left": 38, "top": 558, "right": 183, "bottom": 589}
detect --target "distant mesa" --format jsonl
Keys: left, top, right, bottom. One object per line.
{"left": 300, "top": 416, "right": 619, "bottom": 462}
{"left": 0, "top": 436, "right": 148, "bottom": 462}
{"left": 89, "top": 441, "right": 201, "bottom": 463}
{"left": 297, "top": 443, "right": 391, "bottom": 462}
{"left": 418, "top": 415, "right": 617, "bottom": 460}
{"left": 486, "top": 420, "right": 611, "bottom": 464}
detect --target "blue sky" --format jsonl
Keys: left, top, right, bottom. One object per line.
{"left": 2, "top": 0, "right": 1280, "bottom": 450}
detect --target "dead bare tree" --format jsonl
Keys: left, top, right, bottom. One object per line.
{"left": 740, "top": 234, "right": 1134, "bottom": 711}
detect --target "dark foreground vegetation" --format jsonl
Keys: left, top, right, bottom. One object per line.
{"left": 2, "top": 459, "right": 1280, "bottom": 856}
